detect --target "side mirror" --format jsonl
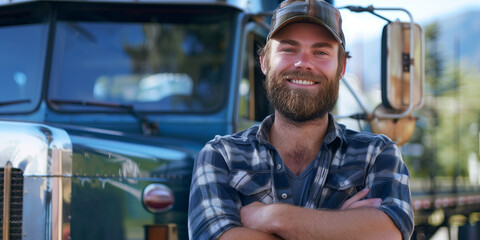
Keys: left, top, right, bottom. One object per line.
{"left": 381, "top": 21, "right": 424, "bottom": 113}
{"left": 340, "top": 6, "right": 425, "bottom": 145}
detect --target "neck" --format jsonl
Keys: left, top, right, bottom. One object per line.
{"left": 269, "top": 112, "right": 329, "bottom": 175}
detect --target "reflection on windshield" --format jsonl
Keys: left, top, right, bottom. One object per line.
{"left": 0, "top": 24, "right": 47, "bottom": 113}
{"left": 135, "top": 73, "right": 193, "bottom": 101}
{"left": 49, "top": 14, "right": 232, "bottom": 113}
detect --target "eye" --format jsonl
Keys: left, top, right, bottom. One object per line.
{"left": 314, "top": 50, "right": 328, "bottom": 56}
{"left": 281, "top": 48, "right": 295, "bottom": 53}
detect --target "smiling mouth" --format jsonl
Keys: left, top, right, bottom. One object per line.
{"left": 288, "top": 79, "right": 318, "bottom": 85}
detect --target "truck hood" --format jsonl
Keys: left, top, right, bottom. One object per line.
{"left": 51, "top": 122, "right": 203, "bottom": 180}
{"left": 0, "top": 120, "right": 203, "bottom": 180}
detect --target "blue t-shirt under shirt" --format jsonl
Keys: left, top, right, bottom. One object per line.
{"left": 285, "top": 160, "right": 316, "bottom": 206}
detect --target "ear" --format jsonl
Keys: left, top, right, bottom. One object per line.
{"left": 340, "top": 57, "right": 347, "bottom": 78}
{"left": 260, "top": 54, "right": 267, "bottom": 75}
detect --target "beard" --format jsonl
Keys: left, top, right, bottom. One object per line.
{"left": 264, "top": 69, "right": 339, "bottom": 123}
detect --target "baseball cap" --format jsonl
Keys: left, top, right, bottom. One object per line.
{"left": 268, "top": 0, "right": 346, "bottom": 50}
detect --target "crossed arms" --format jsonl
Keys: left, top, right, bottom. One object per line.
{"left": 188, "top": 137, "right": 414, "bottom": 240}
{"left": 219, "top": 188, "right": 401, "bottom": 240}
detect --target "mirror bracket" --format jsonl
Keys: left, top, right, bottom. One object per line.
{"left": 402, "top": 53, "right": 410, "bottom": 72}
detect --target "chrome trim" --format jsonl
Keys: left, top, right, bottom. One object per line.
{"left": 3, "top": 161, "right": 12, "bottom": 240}
{"left": 0, "top": 121, "right": 72, "bottom": 176}
{"left": 0, "top": 120, "right": 72, "bottom": 240}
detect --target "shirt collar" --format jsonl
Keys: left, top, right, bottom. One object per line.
{"left": 256, "top": 114, "right": 275, "bottom": 144}
{"left": 256, "top": 113, "right": 344, "bottom": 147}
{"left": 325, "top": 113, "right": 344, "bottom": 146}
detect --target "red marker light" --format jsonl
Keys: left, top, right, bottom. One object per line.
{"left": 142, "top": 184, "right": 175, "bottom": 212}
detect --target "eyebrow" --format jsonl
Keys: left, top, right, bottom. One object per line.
{"left": 279, "top": 39, "right": 300, "bottom": 46}
{"left": 312, "top": 42, "right": 334, "bottom": 49}
{"left": 278, "top": 39, "right": 334, "bottom": 49}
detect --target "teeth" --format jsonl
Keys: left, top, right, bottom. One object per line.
{"left": 290, "top": 79, "right": 315, "bottom": 85}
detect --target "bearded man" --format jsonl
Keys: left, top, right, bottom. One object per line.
{"left": 188, "top": 0, "right": 414, "bottom": 239}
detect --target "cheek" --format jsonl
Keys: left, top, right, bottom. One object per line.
{"left": 269, "top": 56, "right": 292, "bottom": 74}
{"left": 322, "top": 60, "right": 339, "bottom": 77}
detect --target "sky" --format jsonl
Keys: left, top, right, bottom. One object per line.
{"left": 330, "top": 0, "right": 480, "bottom": 116}
{"left": 335, "top": 0, "right": 480, "bottom": 43}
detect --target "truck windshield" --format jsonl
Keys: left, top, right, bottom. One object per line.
{"left": 48, "top": 4, "right": 234, "bottom": 113}
{"left": 0, "top": 22, "right": 48, "bottom": 114}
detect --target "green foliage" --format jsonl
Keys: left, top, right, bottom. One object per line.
{"left": 404, "top": 21, "right": 480, "bottom": 180}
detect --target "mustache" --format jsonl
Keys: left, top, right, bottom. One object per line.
{"left": 278, "top": 70, "right": 327, "bottom": 83}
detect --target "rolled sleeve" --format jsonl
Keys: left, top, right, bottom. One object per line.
{"left": 188, "top": 142, "right": 242, "bottom": 240}
{"left": 367, "top": 143, "right": 414, "bottom": 240}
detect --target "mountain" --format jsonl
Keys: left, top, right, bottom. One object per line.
{"left": 431, "top": 10, "right": 480, "bottom": 71}
{"left": 349, "top": 10, "right": 480, "bottom": 89}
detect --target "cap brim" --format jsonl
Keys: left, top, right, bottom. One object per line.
{"left": 268, "top": 16, "right": 343, "bottom": 47}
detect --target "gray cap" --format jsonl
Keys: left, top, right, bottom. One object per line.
{"left": 268, "top": 0, "right": 345, "bottom": 50}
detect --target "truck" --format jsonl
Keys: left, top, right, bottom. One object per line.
{"left": 0, "top": 0, "right": 280, "bottom": 239}
{"left": 0, "top": 0, "right": 478, "bottom": 239}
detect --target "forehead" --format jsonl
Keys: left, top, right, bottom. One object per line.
{"left": 270, "top": 22, "right": 338, "bottom": 47}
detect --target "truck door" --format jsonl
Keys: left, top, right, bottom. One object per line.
{"left": 237, "top": 23, "right": 274, "bottom": 131}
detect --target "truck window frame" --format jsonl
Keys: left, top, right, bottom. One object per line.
{"left": 45, "top": 2, "right": 238, "bottom": 115}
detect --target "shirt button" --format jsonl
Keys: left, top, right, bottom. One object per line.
{"left": 340, "top": 182, "right": 345, "bottom": 187}
{"left": 276, "top": 164, "right": 282, "bottom": 170}
{"left": 281, "top": 193, "right": 288, "bottom": 199}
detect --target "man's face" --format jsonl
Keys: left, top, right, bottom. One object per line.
{"left": 262, "top": 22, "right": 345, "bottom": 123}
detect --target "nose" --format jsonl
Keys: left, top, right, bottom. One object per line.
{"left": 294, "top": 51, "right": 314, "bottom": 70}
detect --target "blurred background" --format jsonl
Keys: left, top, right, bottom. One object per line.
{"left": 336, "top": 1, "right": 480, "bottom": 239}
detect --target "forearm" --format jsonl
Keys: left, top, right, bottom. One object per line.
{"left": 219, "top": 227, "right": 283, "bottom": 240}
{"left": 249, "top": 204, "right": 401, "bottom": 240}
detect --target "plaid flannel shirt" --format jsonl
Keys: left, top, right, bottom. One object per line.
{"left": 188, "top": 114, "right": 414, "bottom": 240}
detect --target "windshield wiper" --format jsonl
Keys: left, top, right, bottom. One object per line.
{"left": 48, "top": 99, "right": 158, "bottom": 135}
{"left": 0, "top": 99, "right": 31, "bottom": 107}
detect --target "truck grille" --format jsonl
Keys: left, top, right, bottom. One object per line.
{"left": 0, "top": 165, "right": 24, "bottom": 240}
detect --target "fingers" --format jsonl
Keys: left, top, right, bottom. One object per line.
{"left": 341, "top": 188, "right": 369, "bottom": 209}
{"left": 341, "top": 188, "right": 382, "bottom": 210}
{"left": 352, "top": 188, "right": 370, "bottom": 201}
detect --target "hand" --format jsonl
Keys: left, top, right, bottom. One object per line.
{"left": 341, "top": 188, "right": 382, "bottom": 210}
{"left": 240, "top": 202, "right": 268, "bottom": 230}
